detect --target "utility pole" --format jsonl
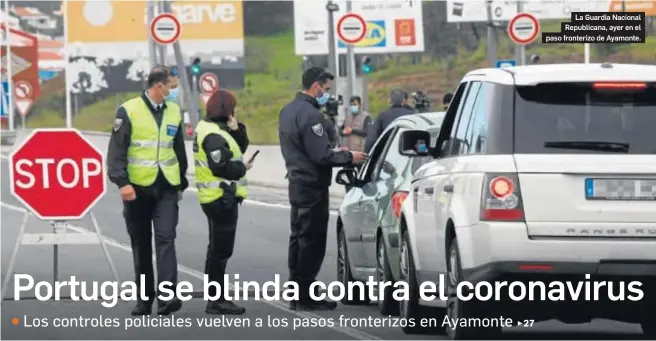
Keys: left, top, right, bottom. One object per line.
{"left": 346, "top": 0, "right": 356, "bottom": 113}
{"left": 515, "top": 0, "right": 526, "bottom": 65}
{"left": 485, "top": 0, "right": 496, "bottom": 67}
{"left": 157, "top": 0, "right": 167, "bottom": 65}
{"left": 62, "top": 0, "right": 71, "bottom": 128}
{"left": 147, "top": 1, "right": 158, "bottom": 68}
{"left": 326, "top": 1, "right": 339, "bottom": 95}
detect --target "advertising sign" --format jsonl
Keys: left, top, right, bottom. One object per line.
{"left": 65, "top": 0, "right": 244, "bottom": 58}
{"left": 446, "top": 0, "right": 656, "bottom": 23}
{"left": 294, "top": 0, "right": 424, "bottom": 55}
{"left": 0, "top": 25, "right": 40, "bottom": 102}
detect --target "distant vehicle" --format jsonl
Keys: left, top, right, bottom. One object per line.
{"left": 334, "top": 111, "right": 445, "bottom": 334}
{"left": 399, "top": 63, "right": 656, "bottom": 339}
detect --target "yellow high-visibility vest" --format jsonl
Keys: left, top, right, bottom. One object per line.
{"left": 194, "top": 120, "right": 248, "bottom": 204}
{"left": 123, "top": 97, "right": 182, "bottom": 187}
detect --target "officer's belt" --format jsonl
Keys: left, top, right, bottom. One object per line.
{"left": 128, "top": 157, "right": 178, "bottom": 167}
{"left": 130, "top": 140, "right": 175, "bottom": 148}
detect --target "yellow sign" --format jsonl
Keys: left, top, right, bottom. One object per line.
{"left": 66, "top": 0, "right": 243, "bottom": 43}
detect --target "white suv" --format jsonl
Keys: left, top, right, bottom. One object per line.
{"left": 397, "top": 63, "right": 656, "bottom": 339}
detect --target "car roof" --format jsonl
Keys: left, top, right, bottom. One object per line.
{"left": 394, "top": 112, "right": 445, "bottom": 128}
{"left": 462, "top": 63, "right": 656, "bottom": 85}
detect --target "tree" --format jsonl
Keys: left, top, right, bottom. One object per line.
{"left": 68, "top": 57, "right": 108, "bottom": 94}
{"left": 126, "top": 58, "right": 151, "bottom": 85}
{"left": 96, "top": 54, "right": 123, "bottom": 68}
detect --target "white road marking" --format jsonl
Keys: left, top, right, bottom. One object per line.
{"left": 0, "top": 201, "right": 377, "bottom": 340}
{"left": 0, "top": 154, "right": 339, "bottom": 216}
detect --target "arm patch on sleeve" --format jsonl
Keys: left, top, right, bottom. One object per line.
{"left": 311, "top": 123, "right": 324, "bottom": 137}
{"left": 210, "top": 150, "right": 222, "bottom": 163}
{"left": 113, "top": 118, "right": 123, "bottom": 132}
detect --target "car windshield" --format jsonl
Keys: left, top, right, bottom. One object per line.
{"left": 513, "top": 82, "right": 656, "bottom": 154}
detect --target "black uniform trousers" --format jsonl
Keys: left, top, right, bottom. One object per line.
{"left": 201, "top": 193, "right": 240, "bottom": 299}
{"left": 288, "top": 182, "right": 331, "bottom": 300}
{"left": 123, "top": 185, "right": 179, "bottom": 306}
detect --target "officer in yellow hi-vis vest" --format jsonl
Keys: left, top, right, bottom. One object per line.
{"left": 107, "top": 66, "right": 188, "bottom": 316}
{"left": 193, "top": 89, "right": 252, "bottom": 316}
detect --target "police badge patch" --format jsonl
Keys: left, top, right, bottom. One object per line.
{"left": 311, "top": 123, "right": 324, "bottom": 137}
{"left": 210, "top": 150, "right": 222, "bottom": 163}
{"left": 113, "top": 118, "right": 123, "bottom": 132}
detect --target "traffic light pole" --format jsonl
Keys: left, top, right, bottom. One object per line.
{"left": 345, "top": 0, "right": 356, "bottom": 114}
{"left": 326, "top": 1, "right": 338, "bottom": 96}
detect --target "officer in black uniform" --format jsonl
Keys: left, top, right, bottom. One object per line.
{"left": 107, "top": 66, "right": 188, "bottom": 316}
{"left": 278, "top": 67, "right": 368, "bottom": 311}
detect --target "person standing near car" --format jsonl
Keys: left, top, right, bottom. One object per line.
{"left": 339, "top": 96, "right": 371, "bottom": 152}
{"left": 365, "top": 88, "right": 413, "bottom": 152}
{"left": 278, "top": 67, "right": 368, "bottom": 311}
{"left": 107, "top": 65, "right": 187, "bottom": 316}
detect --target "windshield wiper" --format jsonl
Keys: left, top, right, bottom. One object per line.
{"left": 543, "top": 141, "right": 630, "bottom": 153}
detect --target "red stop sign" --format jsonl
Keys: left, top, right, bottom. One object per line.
{"left": 9, "top": 129, "right": 106, "bottom": 220}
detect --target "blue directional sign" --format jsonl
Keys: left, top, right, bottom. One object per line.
{"left": 1, "top": 82, "right": 9, "bottom": 118}
{"left": 496, "top": 60, "right": 516, "bottom": 68}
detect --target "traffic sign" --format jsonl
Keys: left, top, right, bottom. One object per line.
{"left": 508, "top": 13, "right": 540, "bottom": 45}
{"left": 9, "top": 129, "right": 107, "bottom": 220}
{"left": 337, "top": 13, "right": 367, "bottom": 44}
{"left": 13, "top": 80, "right": 33, "bottom": 116}
{"left": 199, "top": 73, "right": 219, "bottom": 93}
{"left": 200, "top": 93, "right": 212, "bottom": 106}
{"left": 150, "top": 13, "right": 181, "bottom": 45}
{"left": 496, "top": 60, "right": 517, "bottom": 68}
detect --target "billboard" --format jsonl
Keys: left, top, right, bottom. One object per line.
{"left": 447, "top": 0, "right": 656, "bottom": 22}
{"left": 294, "top": 0, "right": 424, "bottom": 55}
{"left": 65, "top": 0, "right": 244, "bottom": 59}
{"left": 0, "top": 25, "right": 40, "bottom": 103}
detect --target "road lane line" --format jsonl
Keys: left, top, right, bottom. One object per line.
{"left": 0, "top": 155, "right": 339, "bottom": 216}
{"left": 0, "top": 201, "right": 378, "bottom": 340}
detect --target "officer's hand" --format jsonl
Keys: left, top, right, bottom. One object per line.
{"left": 245, "top": 161, "right": 254, "bottom": 170}
{"left": 120, "top": 185, "right": 136, "bottom": 201}
{"left": 343, "top": 127, "right": 352, "bottom": 135}
{"left": 339, "top": 146, "right": 349, "bottom": 151}
{"left": 350, "top": 151, "right": 368, "bottom": 164}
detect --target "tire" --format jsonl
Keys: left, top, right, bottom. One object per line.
{"left": 337, "top": 228, "right": 370, "bottom": 305}
{"left": 399, "top": 229, "right": 446, "bottom": 335}
{"left": 446, "top": 237, "right": 502, "bottom": 340}
{"left": 376, "top": 235, "right": 399, "bottom": 316}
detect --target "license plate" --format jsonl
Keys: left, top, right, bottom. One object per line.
{"left": 585, "top": 178, "right": 656, "bottom": 200}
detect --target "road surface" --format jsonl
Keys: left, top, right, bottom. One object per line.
{"left": 0, "top": 156, "right": 643, "bottom": 339}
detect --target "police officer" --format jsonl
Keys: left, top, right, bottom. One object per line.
{"left": 193, "top": 89, "right": 251, "bottom": 315}
{"left": 107, "top": 66, "right": 187, "bottom": 316}
{"left": 279, "top": 67, "right": 368, "bottom": 311}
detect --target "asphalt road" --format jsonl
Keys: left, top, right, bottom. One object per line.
{"left": 0, "top": 156, "right": 644, "bottom": 340}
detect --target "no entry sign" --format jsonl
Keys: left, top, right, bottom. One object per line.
{"left": 508, "top": 13, "right": 540, "bottom": 45}
{"left": 150, "top": 13, "right": 181, "bottom": 45}
{"left": 199, "top": 73, "right": 219, "bottom": 93}
{"left": 13, "top": 80, "right": 34, "bottom": 117}
{"left": 337, "top": 13, "right": 367, "bottom": 44}
{"left": 9, "top": 129, "right": 107, "bottom": 220}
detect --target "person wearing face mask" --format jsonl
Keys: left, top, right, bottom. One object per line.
{"left": 339, "top": 96, "right": 371, "bottom": 152}
{"left": 107, "top": 66, "right": 188, "bottom": 316}
{"left": 279, "top": 67, "right": 368, "bottom": 311}
{"left": 193, "top": 89, "right": 251, "bottom": 315}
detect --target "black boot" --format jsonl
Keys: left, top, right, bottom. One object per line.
{"left": 206, "top": 300, "right": 246, "bottom": 315}
{"left": 291, "top": 298, "right": 337, "bottom": 311}
{"left": 131, "top": 299, "right": 153, "bottom": 316}
{"left": 157, "top": 297, "right": 183, "bottom": 315}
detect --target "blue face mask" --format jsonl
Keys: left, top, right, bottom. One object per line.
{"left": 316, "top": 92, "right": 329, "bottom": 106}
{"left": 417, "top": 143, "right": 427, "bottom": 153}
{"left": 350, "top": 105, "right": 360, "bottom": 114}
{"left": 166, "top": 88, "right": 179, "bottom": 101}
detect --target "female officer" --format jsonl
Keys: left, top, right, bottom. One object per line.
{"left": 193, "top": 89, "right": 252, "bottom": 315}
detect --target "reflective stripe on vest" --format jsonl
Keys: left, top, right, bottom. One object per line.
{"left": 193, "top": 120, "right": 248, "bottom": 204}
{"left": 123, "top": 97, "right": 182, "bottom": 187}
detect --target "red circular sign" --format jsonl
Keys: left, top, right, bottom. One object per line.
{"left": 199, "top": 73, "right": 219, "bottom": 93}
{"left": 508, "top": 13, "right": 540, "bottom": 45}
{"left": 9, "top": 129, "right": 107, "bottom": 220}
{"left": 337, "top": 13, "right": 367, "bottom": 44}
{"left": 14, "top": 81, "right": 33, "bottom": 99}
{"left": 150, "top": 13, "right": 181, "bottom": 45}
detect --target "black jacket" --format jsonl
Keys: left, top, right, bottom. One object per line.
{"left": 365, "top": 104, "right": 413, "bottom": 152}
{"left": 278, "top": 92, "right": 353, "bottom": 188}
{"left": 191, "top": 117, "right": 249, "bottom": 181}
{"left": 107, "top": 93, "right": 188, "bottom": 193}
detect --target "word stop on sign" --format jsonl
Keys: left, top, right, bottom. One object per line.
{"left": 14, "top": 158, "right": 102, "bottom": 189}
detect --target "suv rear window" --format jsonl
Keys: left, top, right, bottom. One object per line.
{"left": 513, "top": 82, "right": 656, "bottom": 154}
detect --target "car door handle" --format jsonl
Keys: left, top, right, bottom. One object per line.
{"left": 424, "top": 187, "right": 434, "bottom": 194}
{"left": 443, "top": 183, "right": 454, "bottom": 193}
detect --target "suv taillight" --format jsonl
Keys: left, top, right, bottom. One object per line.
{"left": 480, "top": 173, "right": 525, "bottom": 222}
{"left": 392, "top": 191, "right": 409, "bottom": 218}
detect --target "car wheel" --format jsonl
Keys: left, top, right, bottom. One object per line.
{"left": 337, "top": 228, "right": 369, "bottom": 305}
{"left": 399, "top": 229, "right": 446, "bottom": 334}
{"left": 376, "top": 235, "right": 399, "bottom": 316}
{"left": 641, "top": 319, "right": 656, "bottom": 339}
{"left": 446, "top": 237, "right": 502, "bottom": 340}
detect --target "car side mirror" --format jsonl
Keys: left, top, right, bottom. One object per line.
{"left": 335, "top": 168, "right": 358, "bottom": 187}
{"left": 399, "top": 130, "right": 432, "bottom": 157}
